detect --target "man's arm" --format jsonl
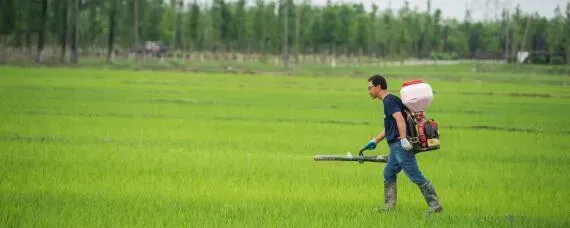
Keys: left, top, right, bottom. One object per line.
{"left": 361, "top": 130, "right": 385, "bottom": 154}
{"left": 372, "top": 130, "right": 385, "bottom": 143}
{"left": 392, "top": 112, "right": 407, "bottom": 139}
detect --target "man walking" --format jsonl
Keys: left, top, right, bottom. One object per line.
{"left": 362, "top": 74, "right": 443, "bottom": 213}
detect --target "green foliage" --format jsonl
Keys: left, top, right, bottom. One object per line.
{"left": 251, "top": 0, "right": 265, "bottom": 51}
{"left": 1, "top": 0, "right": 570, "bottom": 61}
{"left": 186, "top": 1, "right": 201, "bottom": 50}
{"left": 0, "top": 0, "right": 16, "bottom": 34}
{"left": 233, "top": 0, "right": 246, "bottom": 51}
{"left": 428, "top": 52, "right": 459, "bottom": 60}
{"left": 160, "top": 5, "right": 174, "bottom": 44}
{"left": 140, "top": 0, "right": 165, "bottom": 42}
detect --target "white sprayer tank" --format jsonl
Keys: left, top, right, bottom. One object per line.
{"left": 400, "top": 80, "right": 433, "bottom": 112}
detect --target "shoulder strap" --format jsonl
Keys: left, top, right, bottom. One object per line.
{"left": 392, "top": 95, "right": 411, "bottom": 116}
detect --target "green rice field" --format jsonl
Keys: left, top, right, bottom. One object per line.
{"left": 0, "top": 65, "right": 569, "bottom": 227}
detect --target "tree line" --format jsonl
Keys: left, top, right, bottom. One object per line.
{"left": 1, "top": 0, "right": 569, "bottom": 64}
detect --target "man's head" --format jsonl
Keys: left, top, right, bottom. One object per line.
{"left": 368, "top": 74, "right": 388, "bottom": 99}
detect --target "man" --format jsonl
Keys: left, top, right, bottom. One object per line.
{"left": 362, "top": 74, "right": 443, "bottom": 214}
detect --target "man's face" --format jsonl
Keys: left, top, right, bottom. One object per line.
{"left": 368, "top": 81, "right": 380, "bottom": 99}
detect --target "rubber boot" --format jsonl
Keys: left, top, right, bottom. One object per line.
{"left": 419, "top": 181, "right": 443, "bottom": 213}
{"left": 384, "top": 181, "right": 397, "bottom": 211}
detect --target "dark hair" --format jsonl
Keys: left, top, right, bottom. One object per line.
{"left": 368, "top": 74, "right": 387, "bottom": 90}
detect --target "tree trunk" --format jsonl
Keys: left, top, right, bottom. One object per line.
{"left": 294, "top": 2, "right": 300, "bottom": 65}
{"left": 171, "top": 0, "right": 177, "bottom": 51}
{"left": 442, "top": 26, "right": 449, "bottom": 52}
{"left": 25, "top": 32, "right": 32, "bottom": 56}
{"left": 331, "top": 44, "right": 336, "bottom": 68}
{"left": 520, "top": 16, "right": 532, "bottom": 51}
{"left": 133, "top": 0, "right": 139, "bottom": 59}
{"left": 36, "top": 0, "right": 48, "bottom": 63}
{"left": 107, "top": 1, "right": 117, "bottom": 63}
{"left": 282, "top": 0, "right": 289, "bottom": 71}
{"left": 505, "top": 26, "right": 510, "bottom": 62}
{"left": 517, "top": 16, "right": 532, "bottom": 65}
{"left": 177, "top": 1, "right": 184, "bottom": 51}
{"left": 70, "top": 0, "right": 79, "bottom": 64}
{"left": 0, "top": 35, "right": 4, "bottom": 62}
{"left": 60, "top": 0, "right": 68, "bottom": 63}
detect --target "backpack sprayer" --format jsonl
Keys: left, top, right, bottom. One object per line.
{"left": 314, "top": 79, "right": 440, "bottom": 163}
{"left": 401, "top": 79, "right": 440, "bottom": 153}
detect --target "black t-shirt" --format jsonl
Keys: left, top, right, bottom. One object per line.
{"left": 383, "top": 94, "right": 405, "bottom": 144}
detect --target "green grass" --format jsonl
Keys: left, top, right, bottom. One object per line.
{"left": 0, "top": 65, "right": 569, "bottom": 227}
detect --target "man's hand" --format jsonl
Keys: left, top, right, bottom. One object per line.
{"left": 362, "top": 139, "right": 377, "bottom": 151}
{"left": 400, "top": 138, "right": 413, "bottom": 151}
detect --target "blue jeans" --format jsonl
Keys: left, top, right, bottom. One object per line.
{"left": 383, "top": 141, "right": 428, "bottom": 185}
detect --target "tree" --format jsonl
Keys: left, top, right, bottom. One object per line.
{"left": 0, "top": 0, "right": 16, "bottom": 61}
{"left": 500, "top": 8, "right": 510, "bottom": 59}
{"left": 308, "top": 8, "right": 322, "bottom": 53}
{"left": 548, "top": 6, "right": 564, "bottom": 55}
{"left": 263, "top": 2, "right": 278, "bottom": 53}
{"left": 566, "top": 2, "right": 570, "bottom": 63}
{"left": 354, "top": 8, "right": 368, "bottom": 56}
{"left": 335, "top": 4, "right": 353, "bottom": 53}
{"left": 70, "top": 0, "right": 79, "bottom": 64}
{"left": 294, "top": 0, "right": 301, "bottom": 63}
{"left": 531, "top": 17, "right": 548, "bottom": 52}
{"left": 83, "top": 2, "right": 104, "bottom": 48}
{"left": 398, "top": 1, "right": 413, "bottom": 56}
{"left": 1, "top": 0, "right": 569, "bottom": 64}
{"left": 36, "top": 0, "right": 48, "bottom": 63}
{"left": 133, "top": 0, "right": 139, "bottom": 55}
{"left": 0, "top": 0, "right": 17, "bottom": 35}
{"left": 281, "top": 0, "right": 290, "bottom": 69}
{"left": 379, "top": 7, "right": 394, "bottom": 56}
{"left": 447, "top": 19, "right": 468, "bottom": 55}
{"left": 107, "top": 0, "right": 118, "bottom": 63}
{"left": 368, "top": 4, "right": 379, "bottom": 55}
{"left": 236, "top": 0, "right": 247, "bottom": 51}
{"left": 441, "top": 24, "right": 450, "bottom": 52}
{"left": 143, "top": 0, "right": 165, "bottom": 41}
{"left": 432, "top": 9, "right": 442, "bottom": 52}
{"left": 251, "top": 0, "right": 265, "bottom": 52}
{"left": 187, "top": 0, "right": 201, "bottom": 51}
{"left": 59, "top": 0, "right": 69, "bottom": 63}
{"left": 321, "top": 2, "right": 337, "bottom": 53}
{"left": 173, "top": 0, "right": 184, "bottom": 50}
{"left": 211, "top": 0, "right": 232, "bottom": 50}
